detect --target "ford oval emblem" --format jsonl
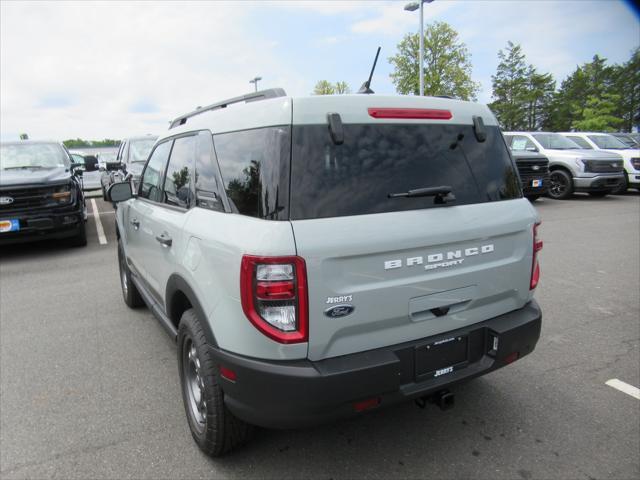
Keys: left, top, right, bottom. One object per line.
{"left": 324, "top": 304, "right": 355, "bottom": 318}
{"left": 532, "top": 165, "right": 540, "bottom": 171}
{"left": 0, "top": 196, "right": 14, "bottom": 205}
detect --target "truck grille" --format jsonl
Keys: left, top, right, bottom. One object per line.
{"left": 0, "top": 186, "right": 56, "bottom": 212}
{"left": 516, "top": 159, "right": 549, "bottom": 176}
{"left": 583, "top": 160, "right": 623, "bottom": 173}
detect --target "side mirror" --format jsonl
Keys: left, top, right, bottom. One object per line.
{"left": 107, "top": 182, "right": 133, "bottom": 203}
{"left": 84, "top": 156, "right": 99, "bottom": 172}
{"left": 74, "top": 169, "right": 83, "bottom": 177}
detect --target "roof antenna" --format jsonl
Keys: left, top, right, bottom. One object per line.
{"left": 357, "top": 46, "right": 381, "bottom": 94}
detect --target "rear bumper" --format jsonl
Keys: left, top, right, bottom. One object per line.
{"left": 573, "top": 173, "right": 624, "bottom": 191}
{"left": 212, "top": 300, "right": 542, "bottom": 429}
{"left": 0, "top": 206, "right": 83, "bottom": 245}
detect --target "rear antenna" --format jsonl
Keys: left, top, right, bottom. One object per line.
{"left": 357, "top": 46, "right": 381, "bottom": 94}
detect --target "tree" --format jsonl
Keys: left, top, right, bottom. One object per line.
{"left": 612, "top": 48, "right": 640, "bottom": 132}
{"left": 312, "top": 80, "right": 351, "bottom": 95}
{"left": 389, "top": 21, "right": 480, "bottom": 100}
{"left": 334, "top": 81, "right": 351, "bottom": 94}
{"left": 524, "top": 66, "right": 555, "bottom": 131}
{"left": 545, "top": 55, "right": 615, "bottom": 131}
{"left": 19, "top": 133, "right": 29, "bottom": 140}
{"left": 572, "top": 93, "right": 622, "bottom": 131}
{"left": 489, "top": 42, "right": 529, "bottom": 130}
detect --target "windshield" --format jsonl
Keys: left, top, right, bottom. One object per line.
{"left": 531, "top": 133, "right": 580, "bottom": 150}
{"left": 129, "top": 139, "right": 156, "bottom": 163}
{"left": 289, "top": 123, "right": 520, "bottom": 220}
{"left": 98, "top": 152, "right": 116, "bottom": 162}
{"left": 588, "top": 135, "right": 629, "bottom": 150}
{"left": 0, "top": 143, "right": 70, "bottom": 170}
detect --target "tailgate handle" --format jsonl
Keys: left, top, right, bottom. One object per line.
{"left": 430, "top": 307, "right": 450, "bottom": 317}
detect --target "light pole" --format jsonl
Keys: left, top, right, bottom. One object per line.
{"left": 249, "top": 76, "right": 262, "bottom": 92}
{"left": 404, "top": 0, "right": 434, "bottom": 96}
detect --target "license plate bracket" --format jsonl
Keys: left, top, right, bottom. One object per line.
{"left": 531, "top": 179, "right": 542, "bottom": 187}
{"left": 415, "top": 335, "right": 469, "bottom": 380}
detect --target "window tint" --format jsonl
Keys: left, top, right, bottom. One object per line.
{"left": 163, "top": 136, "right": 195, "bottom": 209}
{"left": 507, "top": 135, "right": 537, "bottom": 151}
{"left": 139, "top": 141, "right": 172, "bottom": 202}
{"left": 195, "top": 132, "right": 224, "bottom": 212}
{"left": 566, "top": 136, "right": 593, "bottom": 149}
{"left": 213, "top": 127, "right": 290, "bottom": 219}
{"left": 290, "top": 124, "right": 521, "bottom": 220}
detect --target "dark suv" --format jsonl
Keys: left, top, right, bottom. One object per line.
{"left": 511, "top": 150, "right": 550, "bottom": 201}
{"left": 0, "top": 140, "right": 92, "bottom": 246}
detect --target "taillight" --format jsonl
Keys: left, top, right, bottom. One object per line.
{"left": 530, "top": 222, "right": 543, "bottom": 290}
{"left": 367, "top": 108, "right": 452, "bottom": 120}
{"left": 240, "top": 255, "right": 308, "bottom": 344}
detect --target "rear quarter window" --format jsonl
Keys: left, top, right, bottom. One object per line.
{"left": 213, "top": 127, "right": 290, "bottom": 220}
{"left": 290, "top": 123, "right": 521, "bottom": 220}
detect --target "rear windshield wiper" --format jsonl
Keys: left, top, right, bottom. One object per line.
{"left": 388, "top": 186, "right": 456, "bottom": 204}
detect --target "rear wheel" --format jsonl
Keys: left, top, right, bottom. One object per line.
{"left": 548, "top": 170, "right": 573, "bottom": 200}
{"left": 118, "top": 238, "right": 144, "bottom": 308}
{"left": 178, "top": 309, "right": 253, "bottom": 457}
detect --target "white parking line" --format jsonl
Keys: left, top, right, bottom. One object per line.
{"left": 605, "top": 379, "right": 640, "bottom": 400}
{"left": 90, "top": 198, "right": 108, "bottom": 245}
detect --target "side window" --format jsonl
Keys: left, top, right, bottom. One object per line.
{"left": 510, "top": 135, "right": 536, "bottom": 151}
{"left": 139, "top": 141, "right": 172, "bottom": 202}
{"left": 213, "top": 126, "right": 290, "bottom": 219}
{"left": 567, "top": 136, "right": 592, "bottom": 149}
{"left": 163, "top": 136, "right": 195, "bottom": 209}
{"left": 116, "top": 142, "right": 124, "bottom": 162}
{"left": 195, "top": 132, "right": 224, "bottom": 212}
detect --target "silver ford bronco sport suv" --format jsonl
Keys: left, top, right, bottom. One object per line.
{"left": 108, "top": 89, "right": 543, "bottom": 456}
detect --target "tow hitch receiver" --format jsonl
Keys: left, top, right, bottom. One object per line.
{"left": 415, "top": 389, "right": 455, "bottom": 411}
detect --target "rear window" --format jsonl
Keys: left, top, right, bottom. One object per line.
{"left": 289, "top": 124, "right": 521, "bottom": 220}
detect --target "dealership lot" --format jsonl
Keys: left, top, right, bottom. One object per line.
{"left": 0, "top": 194, "right": 638, "bottom": 479}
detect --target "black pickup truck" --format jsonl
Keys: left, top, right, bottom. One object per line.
{"left": 511, "top": 150, "right": 550, "bottom": 201}
{"left": 0, "top": 140, "right": 96, "bottom": 246}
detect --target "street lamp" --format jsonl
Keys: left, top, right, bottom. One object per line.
{"left": 249, "top": 76, "right": 262, "bottom": 92}
{"left": 404, "top": 0, "right": 434, "bottom": 96}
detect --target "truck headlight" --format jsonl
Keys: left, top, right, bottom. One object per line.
{"left": 52, "top": 184, "right": 72, "bottom": 204}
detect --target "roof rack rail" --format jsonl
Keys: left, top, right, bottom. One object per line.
{"left": 169, "top": 88, "right": 287, "bottom": 129}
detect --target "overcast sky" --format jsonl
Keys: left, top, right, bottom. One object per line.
{"left": 1, "top": 0, "right": 638, "bottom": 141}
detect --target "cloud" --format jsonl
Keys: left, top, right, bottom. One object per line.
{"left": 0, "top": 1, "right": 306, "bottom": 140}
{"left": 351, "top": 1, "right": 453, "bottom": 36}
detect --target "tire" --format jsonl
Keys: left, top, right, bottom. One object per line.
{"left": 102, "top": 185, "right": 108, "bottom": 201}
{"left": 612, "top": 175, "right": 628, "bottom": 195}
{"left": 178, "top": 309, "right": 253, "bottom": 457}
{"left": 117, "top": 238, "right": 144, "bottom": 308}
{"left": 69, "top": 220, "right": 87, "bottom": 247}
{"left": 547, "top": 170, "right": 574, "bottom": 200}
{"left": 588, "top": 191, "right": 610, "bottom": 198}
{"left": 526, "top": 195, "right": 540, "bottom": 202}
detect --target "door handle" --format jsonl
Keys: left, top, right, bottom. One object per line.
{"left": 130, "top": 218, "right": 140, "bottom": 230}
{"left": 155, "top": 233, "right": 172, "bottom": 247}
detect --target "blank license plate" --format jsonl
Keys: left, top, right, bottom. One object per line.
{"left": 415, "top": 335, "right": 468, "bottom": 379}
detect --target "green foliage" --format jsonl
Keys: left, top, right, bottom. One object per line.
{"left": 63, "top": 138, "right": 120, "bottom": 148}
{"left": 389, "top": 21, "right": 480, "bottom": 100}
{"left": 313, "top": 80, "right": 351, "bottom": 95}
{"left": 19, "top": 133, "right": 29, "bottom": 140}
{"left": 489, "top": 42, "right": 555, "bottom": 131}
{"left": 572, "top": 93, "right": 622, "bottom": 131}
{"left": 611, "top": 48, "right": 640, "bottom": 132}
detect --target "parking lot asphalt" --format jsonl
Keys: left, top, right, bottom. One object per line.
{"left": 1, "top": 193, "right": 639, "bottom": 480}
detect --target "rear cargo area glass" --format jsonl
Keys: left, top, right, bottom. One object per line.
{"left": 290, "top": 124, "right": 520, "bottom": 220}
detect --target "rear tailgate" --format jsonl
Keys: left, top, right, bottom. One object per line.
{"left": 292, "top": 200, "right": 536, "bottom": 361}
